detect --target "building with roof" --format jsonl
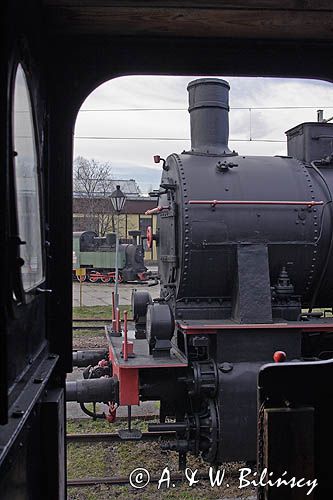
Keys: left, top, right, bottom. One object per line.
{"left": 73, "top": 180, "right": 158, "bottom": 261}
{"left": 73, "top": 178, "right": 143, "bottom": 200}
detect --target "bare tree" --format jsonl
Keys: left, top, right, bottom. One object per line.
{"left": 73, "top": 156, "right": 115, "bottom": 235}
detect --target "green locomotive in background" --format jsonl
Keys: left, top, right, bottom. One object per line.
{"left": 73, "top": 231, "right": 147, "bottom": 282}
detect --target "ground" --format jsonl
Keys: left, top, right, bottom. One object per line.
{"left": 67, "top": 418, "right": 256, "bottom": 500}
{"left": 72, "top": 281, "right": 160, "bottom": 308}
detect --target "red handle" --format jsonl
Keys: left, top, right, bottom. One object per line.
{"left": 146, "top": 226, "right": 153, "bottom": 249}
{"left": 145, "top": 205, "right": 169, "bottom": 215}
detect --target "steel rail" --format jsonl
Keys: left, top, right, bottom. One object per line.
{"left": 67, "top": 473, "right": 201, "bottom": 487}
{"left": 67, "top": 433, "right": 252, "bottom": 490}
{"left": 73, "top": 318, "right": 134, "bottom": 323}
{"left": 73, "top": 318, "right": 111, "bottom": 322}
{"left": 72, "top": 325, "right": 106, "bottom": 331}
{"left": 67, "top": 431, "right": 175, "bottom": 443}
{"left": 68, "top": 470, "right": 242, "bottom": 487}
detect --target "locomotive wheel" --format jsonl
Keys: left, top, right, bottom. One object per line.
{"left": 184, "top": 398, "right": 219, "bottom": 463}
{"left": 88, "top": 272, "right": 100, "bottom": 283}
{"left": 101, "top": 274, "right": 111, "bottom": 283}
{"left": 76, "top": 274, "right": 86, "bottom": 282}
{"left": 198, "top": 398, "right": 219, "bottom": 463}
{"left": 110, "top": 274, "right": 123, "bottom": 283}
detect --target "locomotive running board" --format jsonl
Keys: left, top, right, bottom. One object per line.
{"left": 177, "top": 319, "right": 333, "bottom": 334}
{"left": 106, "top": 333, "right": 187, "bottom": 406}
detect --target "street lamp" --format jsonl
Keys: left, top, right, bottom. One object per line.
{"left": 110, "top": 185, "right": 126, "bottom": 311}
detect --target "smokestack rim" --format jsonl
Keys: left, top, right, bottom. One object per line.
{"left": 187, "top": 78, "right": 230, "bottom": 112}
{"left": 187, "top": 77, "right": 230, "bottom": 90}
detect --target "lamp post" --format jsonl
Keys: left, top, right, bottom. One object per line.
{"left": 110, "top": 185, "right": 126, "bottom": 311}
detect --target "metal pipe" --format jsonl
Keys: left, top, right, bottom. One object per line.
{"left": 148, "top": 422, "right": 188, "bottom": 433}
{"left": 66, "top": 377, "right": 118, "bottom": 403}
{"left": 145, "top": 205, "right": 169, "bottom": 215}
{"left": 72, "top": 350, "right": 107, "bottom": 367}
{"left": 79, "top": 403, "right": 105, "bottom": 419}
{"left": 189, "top": 200, "right": 324, "bottom": 207}
{"left": 128, "top": 404, "right": 131, "bottom": 431}
{"left": 114, "top": 215, "right": 120, "bottom": 310}
{"left": 123, "top": 310, "right": 128, "bottom": 361}
{"left": 67, "top": 431, "right": 176, "bottom": 442}
{"left": 112, "top": 291, "right": 115, "bottom": 321}
{"left": 116, "top": 307, "right": 120, "bottom": 334}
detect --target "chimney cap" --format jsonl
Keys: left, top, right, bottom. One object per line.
{"left": 185, "top": 77, "right": 236, "bottom": 156}
{"left": 187, "top": 78, "right": 230, "bottom": 91}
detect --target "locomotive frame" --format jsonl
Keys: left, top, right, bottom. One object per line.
{"left": 2, "top": 1, "right": 333, "bottom": 499}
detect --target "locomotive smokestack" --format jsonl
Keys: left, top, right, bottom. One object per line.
{"left": 187, "top": 78, "right": 235, "bottom": 156}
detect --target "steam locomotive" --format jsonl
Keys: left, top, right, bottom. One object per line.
{"left": 68, "top": 78, "right": 333, "bottom": 467}
{"left": 72, "top": 230, "right": 147, "bottom": 282}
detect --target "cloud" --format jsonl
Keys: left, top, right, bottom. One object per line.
{"left": 74, "top": 75, "right": 333, "bottom": 192}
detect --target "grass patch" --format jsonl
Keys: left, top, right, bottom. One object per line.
{"left": 66, "top": 418, "right": 253, "bottom": 499}
{"left": 67, "top": 483, "right": 233, "bottom": 500}
{"left": 73, "top": 305, "right": 132, "bottom": 320}
{"left": 72, "top": 329, "right": 105, "bottom": 337}
{"left": 67, "top": 442, "right": 108, "bottom": 479}
{"left": 67, "top": 417, "right": 156, "bottom": 435}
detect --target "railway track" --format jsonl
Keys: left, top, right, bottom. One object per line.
{"left": 72, "top": 325, "right": 106, "bottom": 331}
{"left": 73, "top": 318, "right": 112, "bottom": 322}
{"left": 68, "top": 473, "right": 253, "bottom": 491}
{"left": 67, "top": 431, "right": 175, "bottom": 443}
{"left": 73, "top": 318, "right": 134, "bottom": 329}
{"left": 66, "top": 422, "right": 256, "bottom": 497}
{"left": 67, "top": 472, "right": 241, "bottom": 487}
{"left": 67, "top": 430, "right": 189, "bottom": 488}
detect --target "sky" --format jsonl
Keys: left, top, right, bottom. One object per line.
{"left": 74, "top": 75, "right": 333, "bottom": 193}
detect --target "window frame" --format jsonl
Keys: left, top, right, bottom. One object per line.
{"left": 10, "top": 60, "right": 45, "bottom": 303}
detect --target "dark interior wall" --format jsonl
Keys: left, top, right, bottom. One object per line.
{"left": 1, "top": 0, "right": 50, "bottom": 418}
{"left": 49, "top": 35, "right": 333, "bottom": 111}
{"left": 2, "top": 0, "right": 333, "bottom": 411}
{"left": 0, "top": 3, "right": 68, "bottom": 499}
{"left": 47, "top": 76, "right": 74, "bottom": 373}
{"left": 1, "top": 2, "right": 333, "bottom": 498}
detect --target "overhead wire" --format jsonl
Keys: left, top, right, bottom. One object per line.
{"left": 74, "top": 136, "right": 286, "bottom": 143}
{"left": 75, "top": 105, "right": 329, "bottom": 143}
{"left": 79, "top": 106, "right": 333, "bottom": 112}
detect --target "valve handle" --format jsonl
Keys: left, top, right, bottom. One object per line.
{"left": 146, "top": 226, "right": 153, "bottom": 249}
